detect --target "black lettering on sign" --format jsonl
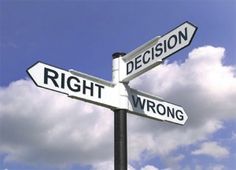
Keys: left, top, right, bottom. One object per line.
{"left": 83, "top": 80, "right": 94, "bottom": 97}
{"left": 44, "top": 67, "right": 59, "bottom": 87}
{"left": 147, "top": 100, "right": 156, "bottom": 113}
{"left": 168, "top": 34, "right": 177, "bottom": 49}
{"left": 95, "top": 84, "right": 105, "bottom": 99}
{"left": 167, "top": 106, "right": 175, "bottom": 119}
{"left": 61, "top": 73, "right": 65, "bottom": 89}
{"left": 131, "top": 94, "right": 185, "bottom": 122}
{"left": 135, "top": 55, "right": 142, "bottom": 70}
{"left": 67, "top": 76, "right": 80, "bottom": 92}
{"left": 131, "top": 95, "right": 146, "bottom": 110}
{"left": 82, "top": 81, "right": 105, "bottom": 98}
{"left": 155, "top": 43, "right": 163, "bottom": 57}
{"left": 143, "top": 50, "right": 151, "bottom": 64}
{"left": 176, "top": 110, "right": 184, "bottom": 121}
{"left": 151, "top": 47, "right": 155, "bottom": 60}
{"left": 156, "top": 103, "right": 166, "bottom": 115}
{"left": 178, "top": 27, "right": 188, "bottom": 44}
{"left": 36, "top": 63, "right": 108, "bottom": 101}
{"left": 127, "top": 61, "right": 134, "bottom": 75}
{"left": 163, "top": 40, "right": 167, "bottom": 53}
{"left": 123, "top": 24, "right": 193, "bottom": 79}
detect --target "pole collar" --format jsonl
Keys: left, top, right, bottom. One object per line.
{"left": 112, "top": 52, "right": 126, "bottom": 59}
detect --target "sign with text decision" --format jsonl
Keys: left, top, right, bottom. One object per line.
{"left": 27, "top": 62, "right": 118, "bottom": 109}
{"left": 121, "top": 21, "right": 197, "bottom": 82}
{"left": 127, "top": 88, "right": 187, "bottom": 125}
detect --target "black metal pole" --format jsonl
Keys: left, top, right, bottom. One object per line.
{"left": 112, "top": 52, "right": 127, "bottom": 170}
{"left": 114, "top": 109, "right": 127, "bottom": 170}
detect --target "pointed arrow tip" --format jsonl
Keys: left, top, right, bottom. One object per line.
{"left": 26, "top": 61, "right": 43, "bottom": 87}
{"left": 185, "top": 21, "right": 198, "bottom": 29}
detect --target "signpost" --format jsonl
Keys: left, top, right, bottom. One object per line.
{"left": 120, "top": 21, "right": 197, "bottom": 82}
{"left": 27, "top": 21, "right": 197, "bottom": 170}
{"left": 27, "top": 61, "right": 188, "bottom": 125}
{"left": 112, "top": 53, "right": 128, "bottom": 170}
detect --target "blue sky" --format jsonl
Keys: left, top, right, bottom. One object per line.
{"left": 0, "top": 0, "right": 236, "bottom": 170}
{"left": 1, "top": 0, "right": 235, "bottom": 86}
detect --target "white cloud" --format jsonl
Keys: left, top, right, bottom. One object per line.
{"left": 192, "top": 141, "right": 229, "bottom": 159}
{"left": 141, "top": 165, "right": 159, "bottom": 170}
{"left": 0, "top": 46, "right": 236, "bottom": 169}
{"left": 210, "top": 164, "right": 225, "bottom": 170}
{"left": 128, "top": 46, "right": 236, "bottom": 161}
{"left": 92, "top": 160, "right": 135, "bottom": 170}
{"left": 131, "top": 46, "right": 236, "bottom": 121}
{"left": 0, "top": 80, "right": 114, "bottom": 167}
{"left": 92, "top": 161, "right": 113, "bottom": 170}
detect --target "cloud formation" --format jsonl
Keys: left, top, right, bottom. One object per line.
{"left": 128, "top": 46, "right": 236, "bottom": 163}
{"left": 0, "top": 46, "right": 236, "bottom": 169}
{"left": 191, "top": 141, "right": 229, "bottom": 159}
{"left": 141, "top": 165, "right": 159, "bottom": 170}
{"left": 0, "top": 80, "right": 114, "bottom": 167}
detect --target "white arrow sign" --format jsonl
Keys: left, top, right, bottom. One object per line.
{"left": 127, "top": 88, "right": 188, "bottom": 125}
{"left": 120, "top": 21, "right": 197, "bottom": 82}
{"left": 27, "top": 62, "right": 118, "bottom": 109}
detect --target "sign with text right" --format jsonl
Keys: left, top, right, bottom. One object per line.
{"left": 121, "top": 21, "right": 197, "bottom": 82}
{"left": 27, "top": 62, "right": 118, "bottom": 109}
